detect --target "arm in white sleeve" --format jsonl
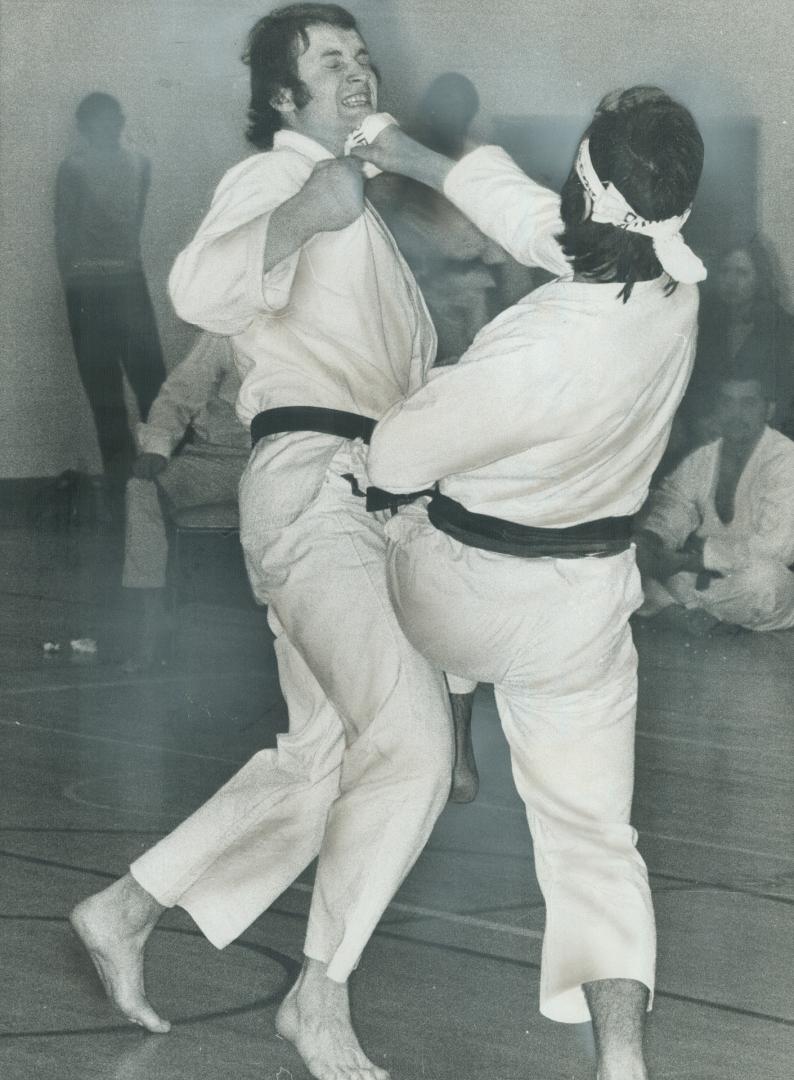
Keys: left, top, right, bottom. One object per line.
{"left": 136, "top": 334, "right": 234, "bottom": 457}
{"left": 442, "top": 147, "right": 570, "bottom": 277}
{"left": 636, "top": 454, "right": 704, "bottom": 551}
{"left": 703, "top": 454, "right": 794, "bottom": 572}
{"left": 368, "top": 329, "right": 603, "bottom": 493}
{"left": 168, "top": 154, "right": 312, "bottom": 335}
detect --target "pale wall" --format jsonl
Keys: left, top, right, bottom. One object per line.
{"left": 1, "top": 0, "right": 791, "bottom": 476}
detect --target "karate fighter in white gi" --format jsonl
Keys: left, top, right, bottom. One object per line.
{"left": 70, "top": 8, "right": 454, "bottom": 1079}
{"left": 636, "top": 371, "right": 794, "bottom": 634}
{"left": 354, "top": 86, "right": 705, "bottom": 1080}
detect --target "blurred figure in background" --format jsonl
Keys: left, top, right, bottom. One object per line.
{"left": 122, "top": 333, "right": 248, "bottom": 670}
{"left": 55, "top": 93, "right": 166, "bottom": 486}
{"left": 370, "top": 73, "right": 520, "bottom": 365}
{"left": 682, "top": 235, "right": 794, "bottom": 446}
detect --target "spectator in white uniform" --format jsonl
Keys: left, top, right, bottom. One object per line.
{"left": 356, "top": 86, "right": 705, "bottom": 1080}
{"left": 122, "top": 332, "right": 249, "bottom": 669}
{"left": 636, "top": 370, "right": 794, "bottom": 634}
{"left": 70, "top": 8, "right": 452, "bottom": 1080}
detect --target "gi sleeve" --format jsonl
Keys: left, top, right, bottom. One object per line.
{"left": 703, "top": 451, "right": 794, "bottom": 572}
{"left": 169, "top": 152, "right": 312, "bottom": 335}
{"left": 443, "top": 146, "right": 570, "bottom": 278}
{"left": 636, "top": 453, "right": 705, "bottom": 551}
{"left": 136, "top": 334, "right": 235, "bottom": 457}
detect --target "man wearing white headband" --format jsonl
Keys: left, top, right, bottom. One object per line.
{"left": 355, "top": 85, "right": 704, "bottom": 1080}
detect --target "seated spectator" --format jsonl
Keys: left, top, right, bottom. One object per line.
{"left": 635, "top": 371, "right": 794, "bottom": 634}
{"left": 122, "top": 332, "right": 249, "bottom": 668}
{"left": 682, "top": 235, "right": 794, "bottom": 446}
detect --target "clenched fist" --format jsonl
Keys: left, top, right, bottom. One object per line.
{"left": 304, "top": 157, "right": 365, "bottom": 232}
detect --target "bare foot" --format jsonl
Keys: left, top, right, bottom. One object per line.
{"left": 70, "top": 874, "right": 170, "bottom": 1033}
{"left": 450, "top": 747, "right": 479, "bottom": 803}
{"left": 449, "top": 690, "right": 479, "bottom": 803}
{"left": 275, "top": 960, "right": 389, "bottom": 1080}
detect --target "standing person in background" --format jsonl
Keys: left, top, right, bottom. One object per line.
{"left": 122, "top": 332, "right": 249, "bottom": 671}
{"left": 55, "top": 93, "right": 165, "bottom": 487}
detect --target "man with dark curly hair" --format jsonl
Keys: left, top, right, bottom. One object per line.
{"left": 70, "top": 9, "right": 452, "bottom": 1080}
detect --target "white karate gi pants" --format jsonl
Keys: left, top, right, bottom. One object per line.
{"left": 384, "top": 508, "right": 655, "bottom": 1023}
{"left": 641, "top": 561, "right": 794, "bottom": 631}
{"left": 131, "top": 444, "right": 453, "bottom": 981}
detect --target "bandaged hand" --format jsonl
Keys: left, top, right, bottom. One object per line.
{"left": 350, "top": 123, "right": 453, "bottom": 191}
{"left": 303, "top": 157, "right": 365, "bottom": 232}
{"left": 349, "top": 119, "right": 407, "bottom": 174}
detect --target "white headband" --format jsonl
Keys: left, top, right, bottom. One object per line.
{"left": 574, "top": 137, "right": 706, "bottom": 284}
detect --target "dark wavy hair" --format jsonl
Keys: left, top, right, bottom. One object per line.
{"left": 558, "top": 86, "right": 704, "bottom": 301}
{"left": 716, "top": 233, "right": 786, "bottom": 311}
{"left": 243, "top": 4, "right": 359, "bottom": 150}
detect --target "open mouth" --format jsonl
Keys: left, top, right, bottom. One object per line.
{"left": 341, "top": 92, "right": 372, "bottom": 109}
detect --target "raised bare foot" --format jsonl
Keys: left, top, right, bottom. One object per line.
{"left": 450, "top": 749, "right": 479, "bottom": 803}
{"left": 275, "top": 961, "right": 389, "bottom": 1080}
{"left": 70, "top": 874, "right": 170, "bottom": 1033}
{"left": 449, "top": 691, "right": 479, "bottom": 803}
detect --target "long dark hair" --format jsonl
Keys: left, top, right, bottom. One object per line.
{"left": 716, "top": 233, "right": 786, "bottom": 312}
{"left": 243, "top": 4, "right": 359, "bottom": 150}
{"left": 558, "top": 86, "right": 704, "bottom": 301}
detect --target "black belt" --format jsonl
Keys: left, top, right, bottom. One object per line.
{"left": 427, "top": 492, "right": 633, "bottom": 559}
{"left": 251, "top": 406, "right": 376, "bottom": 447}
{"left": 250, "top": 406, "right": 433, "bottom": 513}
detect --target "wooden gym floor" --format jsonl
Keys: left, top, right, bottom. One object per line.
{"left": 0, "top": 507, "right": 791, "bottom": 1080}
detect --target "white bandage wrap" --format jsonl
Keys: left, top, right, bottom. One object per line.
{"left": 344, "top": 112, "right": 399, "bottom": 178}
{"left": 575, "top": 137, "right": 706, "bottom": 284}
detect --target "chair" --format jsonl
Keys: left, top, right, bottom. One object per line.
{"left": 167, "top": 502, "right": 256, "bottom": 643}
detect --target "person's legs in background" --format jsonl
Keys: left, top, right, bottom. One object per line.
{"left": 65, "top": 281, "right": 136, "bottom": 485}
{"left": 118, "top": 272, "right": 166, "bottom": 422}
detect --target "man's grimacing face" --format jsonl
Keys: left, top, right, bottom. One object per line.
{"left": 277, "top": 24, "right": 377, "bottom": 153}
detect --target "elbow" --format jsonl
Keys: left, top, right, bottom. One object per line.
{"left": 168, "top": 264, "right": 248, "bottom": 336}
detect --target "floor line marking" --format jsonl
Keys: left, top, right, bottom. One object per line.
{"left": 290, "top": 881, "right": 533, "bottom": 940}
{"left": 1, "top": 723, "right": 790, "bottom": 866}
{"left": 0, "top": 671, "right": 268, "bottom": 697}
{"left": 2, "top": 679, "right": 783, "bottom": 759}
{"left": 635, "top": 728, "right": 786, "bottom": 757}
{"left": 0, "top": 717, "right": 248, "bottom": 766}
{"left": 459, "top": 801, "right": 793, "bottom": 863}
